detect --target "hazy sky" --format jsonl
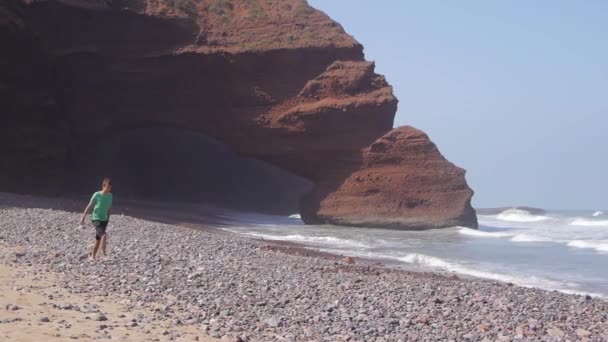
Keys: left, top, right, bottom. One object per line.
{"left": 309, "top": 0, "right": 607, "bottom": 210}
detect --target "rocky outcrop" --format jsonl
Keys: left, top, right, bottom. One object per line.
{"left": 0, "top": 0, "right": 477, "bottom": 229}
{"left": 301, "top": 127, "right": 477, "bottom": 229}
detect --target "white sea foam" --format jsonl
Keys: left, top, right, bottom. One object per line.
{"left": 458, "top": 228, "right": 514, "bottom": 238}
{"left": 219, "top": 208, "right": 608, "bottom": 298}
{"left": 288, "top": 214, "right": 302, "bottom": 219}
{"left": 570, "top": 218, "right": 608, "bottom": 227}
{"left": 237, "top": 232, "right": 372, "bottom": 249}
{"left": 567, "top": 240, "right": 608, "bottom": 253}
{"left": 398, "top": 253, "right": 456, "bottom": 270}
{"left": 593, "top": 211, "right": 604, "bottom": 217}
{"left": 395, "top": 253, "right": 572, "bottom": 290}
{"left": 459, "top": 228, "right": 553, "bottom": 243}
{"left": 510, "top": 233, "right": 551, "bottom": 242}
{"left": 496, "top": 209, "right": 549, "bottom": 222}
{"left": 397, "top": 253, "right": 516, "bottom": 283}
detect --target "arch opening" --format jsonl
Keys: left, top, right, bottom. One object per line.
{"left": 65, "top": 127, "right": 313, "bottom": 215}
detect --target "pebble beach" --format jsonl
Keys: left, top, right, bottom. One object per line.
{"left": 1, "top": 193, "right": 607, "bottom": 341}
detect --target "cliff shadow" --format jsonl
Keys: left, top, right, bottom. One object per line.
{"left": 64, "top": 126, "right": 313, "bottom": 216}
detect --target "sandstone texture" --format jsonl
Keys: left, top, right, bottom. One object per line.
{"left": 303, "top": 127, "right": 477, "bottom": 229}
{"left": 0, "top": 0, "right": 477, "bottom": 229}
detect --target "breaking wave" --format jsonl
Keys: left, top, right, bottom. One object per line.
{"left": 219, "top": 207, "right": 608, "bottom": 298}
{"left": 395, "top": 253, "right": 577, "bottom": 292}
{"left": 459, "top": 228, "right": 550, "bottom": 243}
{"left": 458, "top": 228, "right": 513, "bottom": 238}
{"left": 496, "top": 209, "right": 549, "bottom": 222}
{"left": 510, "top": 234, "right": 550, "bottom": 242}
{"left": 236, "top": 232, "right": 373, "bottom": 249}
{"left": 570, "top": 218, "right": 608, "bottom": 227}
{"left": 593, "top": 211, "right": 604, "bottom": 217}
{"left": 567, "top": 240, "right": 608, "bottom": 253}
{"left": 288, "top": 214, "right": 302, "bottom": 219}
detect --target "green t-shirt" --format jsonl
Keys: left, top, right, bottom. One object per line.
{"left": 91, "top": 191, "right": 113, "bottom": 222}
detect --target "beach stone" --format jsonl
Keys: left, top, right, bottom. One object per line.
{"left": 265, "top": 317, "right": 281, "bottom": 328}
{"left": 546, "top": 327, "right": 564, "bottom": 338}
{"left": 431, "top": 297, "right": 443, "bottom": 304}
{"left": 93, "top": 313, "right": 108, "bottom": 321}
{"left": 39, "top": 316, "right": 51, "bottom": 322}
{"left": 415, "top": 314, "right": 429, "bottom": 325}
{"left": 342, "top": 257, "right": 355, "bottom": 264}
{"left": 576, "top": 328, "right": 591, "bottom": 338}
{"left": 82, "top": 304, "right": 100, "bottom": 313}
{"left": 477, "top": 323, "right": 491, "bottom": 332}
{"left": 58, "top": 303, "right": 74, "bottom": 310}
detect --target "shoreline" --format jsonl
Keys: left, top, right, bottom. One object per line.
{"left": 1, "top": 193, "right": 607, "bottom": 341}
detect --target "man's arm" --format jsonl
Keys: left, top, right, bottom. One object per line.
{"left": 80, "top": 200, "right": 94, "bottom": 225}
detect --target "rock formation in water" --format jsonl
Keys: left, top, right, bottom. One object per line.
{"left": 0, "top": 0, "right": 477, "bottom": 229}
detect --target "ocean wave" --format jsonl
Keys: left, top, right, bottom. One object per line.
{"left": 458, "top": 228, "right": 514, "bottom": 238}
{"left": 510, "top": 233, "right": 551, "bottom": 242}
{"left": 570, "top": 218, "right": 608, "bottom": 227}
{"left": 496, "top": 209, "right": 549, "bottom": 222}
{"left": 397, "top": 254, "right": 518, "bottom": 283}
{"left": 288, "top": 214, "right": 301, "bottom": 219}
{"left": 395, "top": 253, "right": 571, "bottom": 290}
{"left": 459, "top": 228, "right": 553, "bottom": 243}
{"left": 567, "top": 240, "right": 608, "bottom": 253}
{"left": 592, "top": 211, "right": 604, "bottom": 217}
{"left": 238, "top": 232, "right": 373, "bottom": 249}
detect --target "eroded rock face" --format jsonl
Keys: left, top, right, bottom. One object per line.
{"left": 0, "top": 0, "right": 70, "bottom": 194}
{"left": 300, "top": 127, "right": 477, "bottom": 229}
{"left": 0, "top": 0, "right": 477, "bottom": 229}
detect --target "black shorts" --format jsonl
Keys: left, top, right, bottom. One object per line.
{"left": 92, "top": 220, "right": 108, "bottom": 240}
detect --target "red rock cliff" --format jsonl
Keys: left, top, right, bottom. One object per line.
{"left": 0, "top": 0, "right": 477, "bottom": 229}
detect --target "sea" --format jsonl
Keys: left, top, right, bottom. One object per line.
{"left": 218, "top": 208, "right": 608, "bottom": 298}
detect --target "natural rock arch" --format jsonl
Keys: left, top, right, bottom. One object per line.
{"left": 66, "top": 126, "right": 313, "bottom": 214}
{"left": 0, "top": 0, "right": 477, "bottom": 229}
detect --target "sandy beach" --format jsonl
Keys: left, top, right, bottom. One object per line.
{"left": 1, "top": 193, "right": 607, "bottom": 341}
{"left": 0, "top": 249, "right": 219, "bottom": 342}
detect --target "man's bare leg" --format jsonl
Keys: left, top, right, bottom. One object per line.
{"left": 100, "top": 234, "right": 108, "bottom": 257}
{"left": 91, "top": 239, "right": 101, "bottom": 261}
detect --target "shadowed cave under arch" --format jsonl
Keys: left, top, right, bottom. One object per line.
{"left": 66, "top": 127, "right": 313, "bottom": 215}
